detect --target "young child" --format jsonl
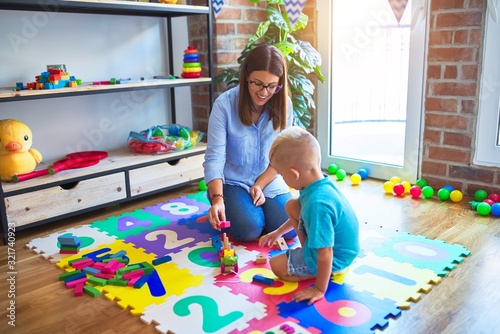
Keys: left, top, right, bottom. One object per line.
{"left": 259, "top": 126, "right": 359, "bottom": 304}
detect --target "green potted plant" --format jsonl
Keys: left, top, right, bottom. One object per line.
{"left": 213, "top": 0, "right": 325, "bottom": 128}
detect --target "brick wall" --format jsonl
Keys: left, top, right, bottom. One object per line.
{"left": 188, "top": 0, "right": 499, "bottom": 196}
{"left": 423, "top": 0, "right": 499, "bottom": 196}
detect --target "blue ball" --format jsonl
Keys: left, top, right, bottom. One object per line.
{"left": 443, "top": 184, "right": 454, "bottom": 192}
{"left": 491, "top": 203, "right": 500, "bottom": 217}
{"left": 357, "top": 168, "right": 368, "bottom": 180}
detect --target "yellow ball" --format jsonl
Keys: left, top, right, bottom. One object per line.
{"left": 350, "top": 173, "right": 361, "bottom": 185}
{"left": 383, "top": 181, "right": 395, "bottom": 194}
{"left": 450, "top": 190, "right": 463, "bottom": 203}
{"left": 390, "top": 176, "right": 401, "bottom": 184}
{"left": 401, "top": 181, "right": 411, "bottom": 193}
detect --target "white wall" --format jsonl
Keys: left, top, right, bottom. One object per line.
{"left": 0, "top": 9, "right": 190, "bottom": 161}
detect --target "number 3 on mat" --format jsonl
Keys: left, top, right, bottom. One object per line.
{"left": 173, "top": 295, "right": 243, "bottom": 333}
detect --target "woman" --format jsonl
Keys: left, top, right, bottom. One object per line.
{"left": 203, "top": 44, "right": 296, "bottom": 242}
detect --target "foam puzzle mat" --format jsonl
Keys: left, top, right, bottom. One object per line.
{"left": 26, "top": 191, "right": 471, "bottom": 333}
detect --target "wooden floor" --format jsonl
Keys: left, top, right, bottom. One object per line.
{"left": 1, "top": 178, "right": 499, "bottom": 334}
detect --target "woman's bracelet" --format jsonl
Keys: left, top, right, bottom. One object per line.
{"left": 210, "top": 193, "right": 224, "bottom": 201}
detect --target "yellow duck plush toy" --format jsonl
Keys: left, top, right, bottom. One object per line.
{"left": 0, "top": 119, "right": 43, "bottom": 181}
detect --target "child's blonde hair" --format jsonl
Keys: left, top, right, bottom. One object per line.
{"left": 269, "top": 126, "right": 321, "bottom": 171}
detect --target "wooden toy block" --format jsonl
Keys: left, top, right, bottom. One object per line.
{"left": 93, "top": 273, "right": 114, "bottom": 280}
{"left": 71, "top": 258, "right": 94, "bottom": 270}
{"left": 276, "top": 237, "right": 288, "bottom": 250}
{"left": 59, "top": 250, "right": 80, "bottom": 254}
{"left": 139, "top": 262, "right": 155, "bottom": 275}
{"left": 103, "top": 259, "right": 119, "bottom": 273}
{"left": 66, "top": 277, "right": 87, "bottom": 289}
{"left": 83, "top": 267, "right": 100, "bottom": 275}
{"left": 211, "top": 235, "right": 222, "bottom": 251}
{"left": 110, "top": 250, "right": 127, "bottom": 258}
{"left": 128, "top": 276, "right": 141, "bottom": 287}
{"left": 107, "top": 278, "right": 129, "bottom": 286}
{"left": 92, "top": 262, "right": 107, "bottom": 270}
{"left": 74, "top": 282, "right": 84, "bottom": 297}
{"left": 117, "top": 264, "right": 141, "bottom": 275}
{"left": 133, "top": 274, "right": 150, "bottom": 289}
{"left": 220, "top": 220, "right": 231, "bottom": 229}
{"left": 63, "top": 271, "right": 87, "bottom": 284}
{"left": 152, "top": 255, "right": 172, "bottom": 266}
{"left": 252, "top": 274, "right": 274, "bottom": 286}
{"left": 255, "top": 254, "right": 267, "bottom": 264}
{"left": 122, "top": 269, "right": 144, "bottom": 281}
{"left": 88, "top": 276, "right": 107, "bottom": 286}
{"left": 83, "top": 285, "right": 101, "bottom": 298}
{"left": 58, "top": 270, "right": 82, "bottom": 281}
{"left": 57, "top": 236, "right": 80, "bottom": 245}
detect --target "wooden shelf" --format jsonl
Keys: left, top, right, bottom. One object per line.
{"left": 0, "top": 78, "right": 212, "bottom": 102}
{"left": 2, "top": 143, "right": 207, "bottom": 194}
{"left": 0, "top": 0, "right": 210, "bottom": 17}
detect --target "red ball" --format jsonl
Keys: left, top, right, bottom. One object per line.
{"left": 393, "top": 183, "right": 405, "bottom": 196}
{"left": 487, "top": 193, "right": 500, "bottom": 203}
{"left": 483, "top": 199, "right": 495, "bottom": 206}
{"left": 410, "top": 185, "right": 422, "bottom": 198}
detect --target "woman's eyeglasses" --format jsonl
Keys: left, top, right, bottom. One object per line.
{"left": 248, "top": 80, "right": 282, "bottom": 94}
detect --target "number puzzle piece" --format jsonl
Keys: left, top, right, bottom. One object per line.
{"left": 141, "top": 285, "right": 266, "bottom": 334}
{"left": 278, "top": 280, "right": 401, "bottom": 333}
{"left": 372, "top": 233, "right": 471, "bottom": 276}
{"left": 343, "top": 253, "right": 441, "bottom": 309}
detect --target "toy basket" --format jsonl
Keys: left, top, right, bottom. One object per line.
{"left": 127, "top": 124, "right": 204, "bottom": 154}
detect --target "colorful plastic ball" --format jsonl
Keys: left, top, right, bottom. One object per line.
{"left": 422, "top": 186, "right": 434, "bottom": 199}
{"left": 476, "top": 202, "right": 492, "bottom": 216}
{"left": 328, "top": 164, "right": 339, "bottom": 175}
{"left": 483, "top": 199, "right": 495, "bottom": 206}
{"left": 198, "top": 179, "right": 207, "bottom": 191}
{"left": 393, "top": 183, "right": 405, "bottom": 196}
{"left": 491, "top": 203, "right": 500, "bottom": 216}
{"left": 415, "top": 178, "right": 427, "bottom": 188}
{"left": 443, "top": 184, "right": 454, "bottom": 192}
{"left": 390, "top": 176, "right": 401, "bottom": 184}
{"left": 401, "top": 181, "right": 411, "bottom": 193}
{"left": 357, "top": 168, "right": 368, "bottom": 180}
{"left": 410, "top": 185, "right": 422, "bottom": 198}
{"left": 437, "top": 188, "right": 451, "bottom": 201}
{"left": 336, "top": 169, "right": 347, "bottom": 181}
{"left": 383, "top": 181, "right": 394, "bottom": 194}
{"left": 474, "top": 189, "right": 488, "bottom": 202}
{"left": 449, "top": 190, "right": 463, "bottom": 203}
{"left": 488, "top": 193, "right": 500, "bottom": 203}
{"left": 350, "top": 173, "right": 361, "bottom": 185}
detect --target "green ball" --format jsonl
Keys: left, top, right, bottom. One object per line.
{"left": 474, "top": 189, "right": 488, "bottom": 202}
{"left": 437, "top": 188, "right": 450, "bottom": 201}
{"left": 198, "top": 179, "right": 207, "bottom": 191}
{"left": 336, "top": 169, "right": 347, "bottom": 181}
{"left": 415, "top": 178, "right": 427, "bottom": 188}
{"left": 476, "top": 202, "right": 491, "bottom": 216}
{"left": 421, "top": 186, "right": 434, "bottom": 199}
{"left": 328, "top": 164, "right": 339, "bottom": 175}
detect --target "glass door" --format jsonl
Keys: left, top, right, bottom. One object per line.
{"left": 317, "top": 0, "right": 428, "bottom": 183}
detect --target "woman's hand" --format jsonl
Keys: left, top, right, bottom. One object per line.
{"left": 207, "top": 198, "right": 225, "bottom": 231}
{"left": 250, "top": 184, "right": 265, "bottom": 206}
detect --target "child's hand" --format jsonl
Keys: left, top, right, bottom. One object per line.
{"left": 258, "top": 231, "right": 279, "bottom": 247}
{"left": 292, "top": 285, "right": 324, "bottom": 305}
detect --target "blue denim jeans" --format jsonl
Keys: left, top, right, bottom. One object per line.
{"left": 219, "top": 185, "right": 296, "bottom": 242}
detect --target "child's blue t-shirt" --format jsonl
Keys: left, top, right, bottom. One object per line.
{"left": 299, "top": 175, "right": 359, "bottom": 274}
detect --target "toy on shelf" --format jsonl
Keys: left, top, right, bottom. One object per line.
{"left": 181, "top": 45, "right": 202, "bottom": 78}
{"left": 218, "top": 233, "right": 238, "bottom": 274}
{"left": 15, "top": 65, "right": 81, "bottom": 91}
{"left": 0, "top": 119, "right": 43, "bottom": 182}
{"left": 127, "top": 124, "right": 204, "bottom": 154}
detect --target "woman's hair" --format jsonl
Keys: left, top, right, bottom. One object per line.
{"left": 238, "top": 44, "right": 289, "bottom": 131}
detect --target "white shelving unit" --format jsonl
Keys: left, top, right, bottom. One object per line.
{"left": 0, "top": 0, "right": 213, "bottom": 243}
